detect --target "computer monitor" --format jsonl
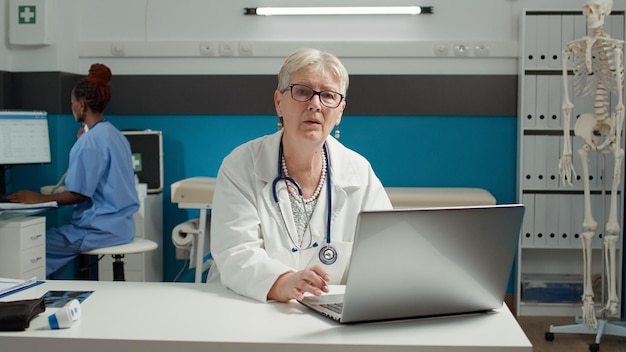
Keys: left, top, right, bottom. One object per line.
{"left": 0, "top": 110, "right": 51, "bottom": 165}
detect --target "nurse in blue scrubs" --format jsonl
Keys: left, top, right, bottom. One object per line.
{"left": 9, "top": 63, "right": 139, "bottom": 278}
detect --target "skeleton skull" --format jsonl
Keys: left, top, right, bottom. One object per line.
{"left": 584, "top": 0, "right": 613, "bottom": 29}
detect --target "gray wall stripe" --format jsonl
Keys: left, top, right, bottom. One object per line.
{"left": 1, "top": 72, "right": 517, "bottom": 116}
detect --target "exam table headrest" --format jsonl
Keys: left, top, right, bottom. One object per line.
{"left": 170, "top": 177, "right": 217, "bottom": 205}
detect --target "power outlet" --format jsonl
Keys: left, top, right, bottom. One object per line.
{"left": 199, "top": 42, "right": 217, "bottom": 56}
{"left": 111, "top": 43, "right": 125, "bottom": 56}
{"left": 453, "top": 43, "right": 471, "bottom": 57}
{"left": 239, "top": 42, "right": 254, "bottom": 56}
{"left": 434, "top": 43, "right": 449, "bottom": 57}
{"left": 219, "top": 42, "right": 236, "bottom": 56}
{"left": 474, "top": 43, "right": 490, "bottom": 57}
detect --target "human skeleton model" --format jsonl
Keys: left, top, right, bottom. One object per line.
{"left": 559, "top": 0, "right": 624, "bottom": 329}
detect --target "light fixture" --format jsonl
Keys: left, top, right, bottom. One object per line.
{"left": 244, "top": 6, "right": 433, "bottom": 16}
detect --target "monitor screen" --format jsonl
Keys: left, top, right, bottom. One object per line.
{"left": 0, "top": 110, "right": 51, "bottom": 165}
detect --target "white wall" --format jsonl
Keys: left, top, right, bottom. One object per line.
{"left": 2, "top": 0, "right": 624, "bottom": 75}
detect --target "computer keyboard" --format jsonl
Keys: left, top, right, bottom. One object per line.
{"left": 321, "top": 302, "right": 343, "bottom": 314}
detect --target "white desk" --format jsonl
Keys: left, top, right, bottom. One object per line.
{"left": 0, "top": 280, "right": 532, "bottom": 352}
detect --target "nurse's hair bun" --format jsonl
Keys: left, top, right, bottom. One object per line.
{"left": 74, "top": 63, "right": 112, "bottom": 113}
{"left": 86, "top": 63, "right": 112, "bottom": 86}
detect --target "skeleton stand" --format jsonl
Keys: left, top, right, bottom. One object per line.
{"left": 548, "top": 3, "right": 626, "bottom": 350}
{"left": 547, "top": 155, "right": 626, "bottom": 352}
{"left": 548, "top": 319, "right": 626, "bottom": 352}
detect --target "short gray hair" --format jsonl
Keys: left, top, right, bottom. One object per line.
{"left": 277, "top": 48, "right": 349, "bottom": 96}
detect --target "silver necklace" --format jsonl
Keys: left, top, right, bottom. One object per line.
{"left": 281, "top": 149, "right": 328, "bottom": 246}
{"left": 281, "top": 151, "right": 327, "bottom": 203}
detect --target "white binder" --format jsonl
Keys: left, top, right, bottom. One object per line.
{"left": 546, "top": 135, "right": 561, "bottom": 189}
{"left": 547, "top": 75, "right": 562, "bottom": 130}
{"left": 534, "top": 135, "right": 548, "bottom": 189}
{"left": 546, "top": 195, "right": 560, "bottom": 248}
{"left": 561, "top": 15, "right": 575, "bottom": 50}
{"left": 524, "top": 15, "right": 538, "bottom": 69}
{"left": 571, "top": 137, "right": 585, "bottom": 191}
{"left": 521, "top": 193, "right": 535, "bottom": 247}
{"left": 523, "top": 135, "right": 536, "bottom": 189}
{"left": 570, "top": 194, "right": 584, "bottom": 249}
{"left": 558, "top": 193, "right": 573, "bottom": 248}
{"left": 533, "top": 194, "right": 548, "bottom": 247}
{"left": 523, "top": 75, "right": 537, "bottom": 129}
{"left": 547, "top": 15, "right": 562, "bottom": 69}
{"left": 535, "top": 75, "right": 550, "bottom": 129}
{"left": 535, "top": 15, "right": 550, "bottom": 69}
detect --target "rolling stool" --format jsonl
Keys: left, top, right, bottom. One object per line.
{"left": 82, "top": 238, "right": 158, "bottom": 281}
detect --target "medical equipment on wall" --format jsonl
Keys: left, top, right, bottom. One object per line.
{"left": 171, "top": 176, "right": 217, "bottom": 283}
{"left": 272, "top": 142, "right": 337, "bottom": 265}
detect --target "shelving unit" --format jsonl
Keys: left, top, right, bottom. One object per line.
{"left": 517, "top": 9, "right": 625, "bottom": 317}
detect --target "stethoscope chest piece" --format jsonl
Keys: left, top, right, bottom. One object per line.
{"left": 319, "top": 245, "right": 337, "bottom": 265}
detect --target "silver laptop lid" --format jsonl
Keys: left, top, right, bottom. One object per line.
{"left": 340, "top": 204, "right": 524, "bottom": 323}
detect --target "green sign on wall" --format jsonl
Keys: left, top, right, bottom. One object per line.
{"left": 132, "top": 153, "right": 143, "bottom": 172}
{"left": 18, "top": 6, "right": 36, "bottom": 24}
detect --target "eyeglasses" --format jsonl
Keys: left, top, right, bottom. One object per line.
{"left": 284, "top": 84, "right": 345, "bottom": 108}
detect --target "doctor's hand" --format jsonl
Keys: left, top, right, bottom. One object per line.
{"left": 267, "top": 265, "right": 330, "bottom": 303}
{"left": 8, "top": 190, "right": 45, "bottom": 204}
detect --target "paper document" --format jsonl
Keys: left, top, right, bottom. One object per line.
{"left": 43, "top": 290, "right": 94, "bottom": 308}
{"left": 0, "top": 201, "right": 58, "bottom": 211}
{"left": 0, "top": 201, "right": 58, "bottom": 219}
{"left": 0, "top": 277, "right": 39, "bottom": 297}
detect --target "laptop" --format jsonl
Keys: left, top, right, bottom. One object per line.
{"left": 298, "top": 203, "right": 525, "bottom": 323}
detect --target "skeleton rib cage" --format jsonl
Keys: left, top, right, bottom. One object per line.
{"left": 571, "top": 37, "right": 624, "bottom": 100}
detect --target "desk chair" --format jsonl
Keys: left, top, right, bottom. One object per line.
{"left": 82, "top": 238, "right": 158, "bottom": 281}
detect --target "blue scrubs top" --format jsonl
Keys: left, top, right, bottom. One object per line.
{"left": 60, "top": 121, "right": 139, "bottom": 250}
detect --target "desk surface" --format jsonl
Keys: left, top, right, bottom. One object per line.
{"left": 0, "top": 280, "right": 532, "bottom": 352}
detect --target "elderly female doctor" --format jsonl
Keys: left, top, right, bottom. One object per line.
{"left": 207, "top": 48, "right": 392, "bottom": 302}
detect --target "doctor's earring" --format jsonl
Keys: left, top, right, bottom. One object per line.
{"left": 334, "top": 125, "right": 341, "bottom": 139}
{"left": 277, "top": 117, "right": 283, "bottom": 131}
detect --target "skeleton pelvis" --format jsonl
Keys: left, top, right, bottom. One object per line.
{"left": 574, "top": 113, "right": 613, "bottom": 150}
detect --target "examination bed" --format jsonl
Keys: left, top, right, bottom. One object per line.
{"left": 170, "top": 176, "right": 496, "bottom": 283}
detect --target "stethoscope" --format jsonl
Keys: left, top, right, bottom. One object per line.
{"left": 271, "top": 141, "right": 337, "bottom": 265}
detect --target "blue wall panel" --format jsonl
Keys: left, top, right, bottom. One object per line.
{"left": 9, "top": 113, "right": 519, "bottom": 287}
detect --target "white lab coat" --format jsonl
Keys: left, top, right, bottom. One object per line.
{"left": 207, "top": 131, "right": 392, "bottom": 302}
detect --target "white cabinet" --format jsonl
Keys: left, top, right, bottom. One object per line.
{"left": 0, "top": 216, "right": 46, "bottom": 280}
{"left": 98, "top": 186, "right": 163, "bottom": 282}
{"left": 517, "top": 10, "right": 625, "bottom": 317}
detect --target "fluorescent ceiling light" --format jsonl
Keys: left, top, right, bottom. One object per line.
{"left": 244, "top": 6, "right": 434, "bottom": 16}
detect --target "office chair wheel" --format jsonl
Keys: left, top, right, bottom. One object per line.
{"left": 589, "top": 343, "right": 600, "bottom": 352}
{"left": 545, "top": 332, "right": 554, "bottom": 341}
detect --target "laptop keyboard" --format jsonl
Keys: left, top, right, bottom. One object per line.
{"left": 321, "top": 302, "right": 343, "bottom": 314}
